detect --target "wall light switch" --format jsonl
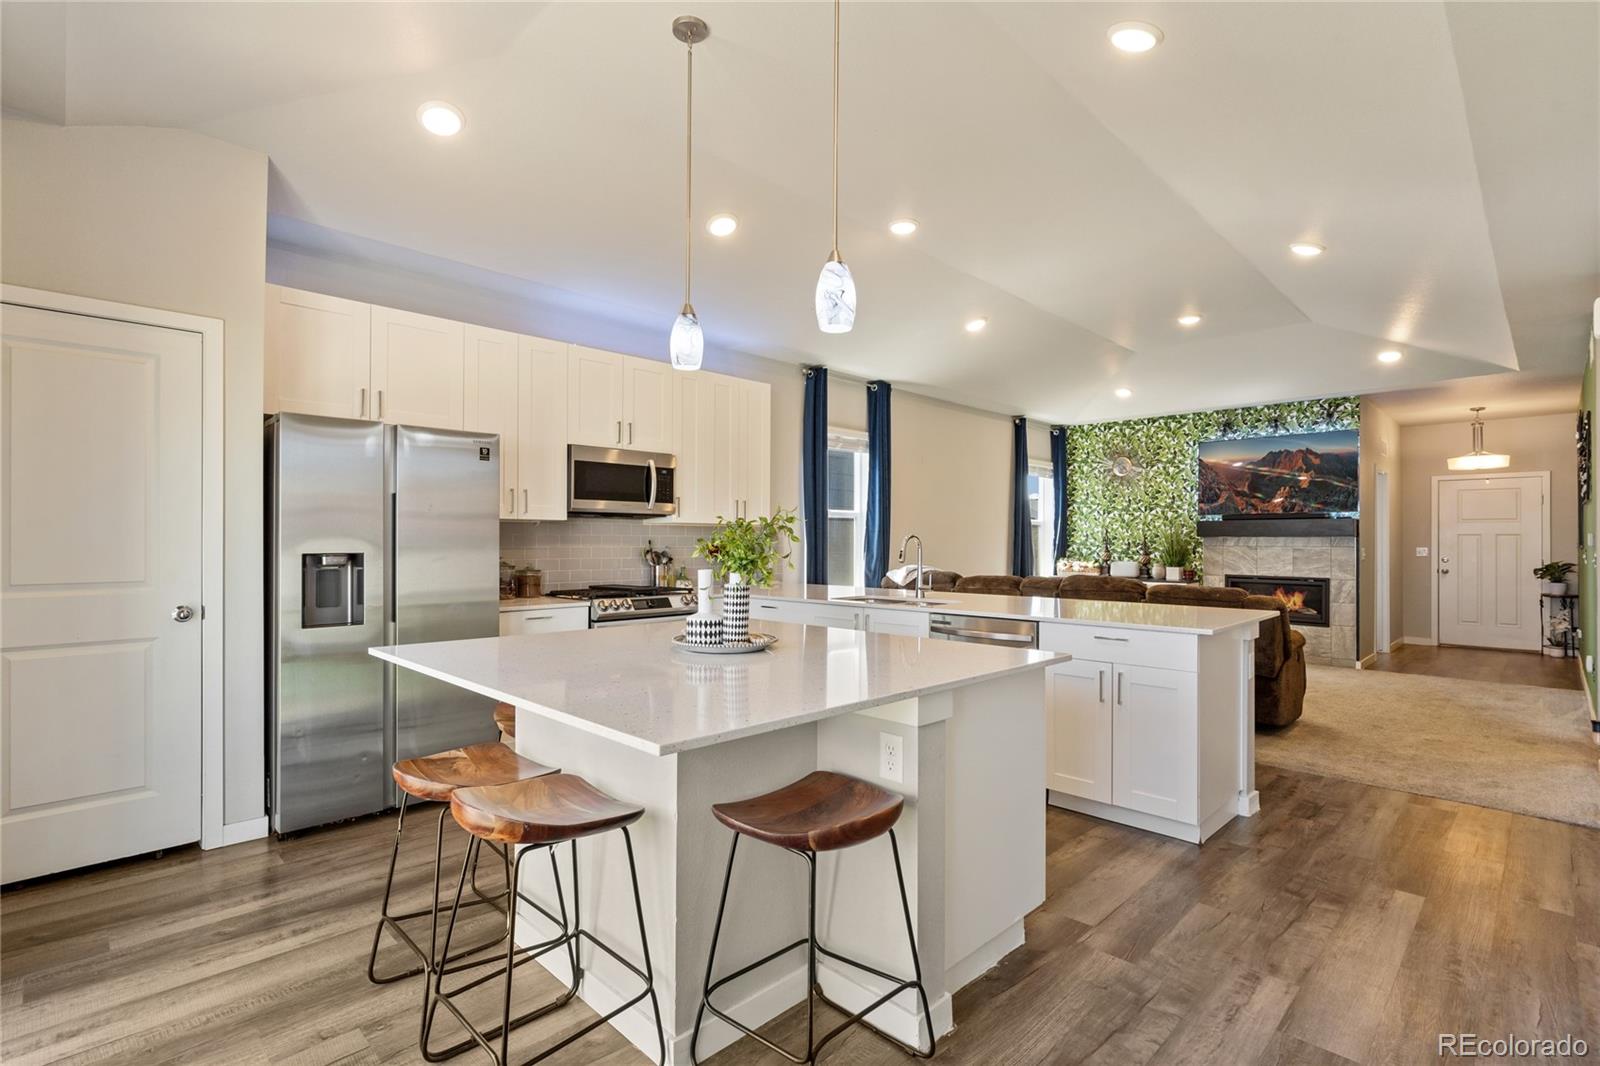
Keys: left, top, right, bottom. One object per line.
{"left": 1416, "top": 547, "right": 1430, "bottom": 557}
{"left": 878, "top": 731, "right": 903, "bottom": 784}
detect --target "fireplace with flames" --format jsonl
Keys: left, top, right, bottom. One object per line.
{"left": 1225, "top": 574, "right": 1331, "bottom": 627}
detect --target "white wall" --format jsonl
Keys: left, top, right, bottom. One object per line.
{"left": 1, "top": 117, "right": 268, "bottom": 825}
{"left": 1398, "top": 411, "right": 1578, "bottom": 642}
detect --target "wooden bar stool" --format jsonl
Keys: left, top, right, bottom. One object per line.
{"left": 690, "top": 770, "right": 936, "bottom": 1064}
{"left": 427, "top": 773, "right": 666, "bottom": 1066}
{"left": 367, "top": 742, "right": 557, "bottom": 990}
{"left": 493, "top": 702, "right": 517, "bottom": 743}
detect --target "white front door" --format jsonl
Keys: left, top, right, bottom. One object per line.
{"left": 1437, "top": 474, "right": 1545, "bottom": 651}
{"left": 1, "top": 304, "right": 204, "bottom": 883}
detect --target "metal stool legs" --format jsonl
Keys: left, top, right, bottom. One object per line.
{"left": 424, "top": 827, "right": 665, "bottom": 1066}
{"left": 367, "top": 795, "right": 519, "bottom": 986}
{"left": 690, "top": 828, "right": 936, "bottom": 1064}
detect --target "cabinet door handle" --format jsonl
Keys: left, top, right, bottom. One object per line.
{"left": 508, "top": 488, "right": 515, "bottom": 513}
{"left": 358, "top": 387, "right": 367, "bottom": 418}
{"left": 1093, "top": 635, "right": 1130, "bottom": 642}
{"left": 628, "top": 421, "right": 633, "bottom": 445}
{"left": 375, "top": 390, "right": 383, "bottom": 419}
{"left": 522, "top": 489, "right": 529, "bottom": 514}
{"left": 616, "top": 420, "right": 622, "bottom": 443}
{"left": 1098, "top": 669, "right": 1105, "bottom": 703}
{"left": 1116, "top": 671, "right": 1125, "bottom": 705}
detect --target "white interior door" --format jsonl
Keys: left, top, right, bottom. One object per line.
{"left": 1, "top": 304, "right": 203, "bottom": 883}
{"left": 1437, "top": 475, "right": 1545, "bottom": 651}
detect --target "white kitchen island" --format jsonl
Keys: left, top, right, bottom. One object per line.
{"left": 752, "top": 584, "right": 1278, "bottom": 845}
{"left": 370, "top": 621, "right": 1064, "bottom": 1065}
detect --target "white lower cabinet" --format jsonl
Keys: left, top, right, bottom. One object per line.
{"left": 862, "top": 607, "right": 930, "bottom": 637}
{"left": 1045, "top": 658, "right": 1113, "bottom": 803}
{"left": 1110, "top": 664, "right": 1197, "bottom": 823}
{"left": 750, "top": 598, "right": 861, "bottom": 630}
{"left": 499, "top": 608, "right": 588, "bottom": 636}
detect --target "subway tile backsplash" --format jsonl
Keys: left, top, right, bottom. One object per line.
{"left": 501, "top": 518, "right": 718, "bottom": 591}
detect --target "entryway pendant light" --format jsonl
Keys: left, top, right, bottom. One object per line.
{"left": 814, "top": 0, "right": 856, "bottom": 333}
{"left": 1447, "top": 407, "right": 1511, "bottom": 470}
{"left": 669, "top": 15, "right": 710, "bottom": 371}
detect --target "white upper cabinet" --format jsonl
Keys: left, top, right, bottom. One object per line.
{"left": 463, "top": 325, "right": 522, "bottom": 518}
{"left": 567, "top": 346, "right": 626, "bottom": 447}
{"left": 265, "top": 285, "right": 372, "bottom": 418}
{"left": 622, "top": 357, "right": 672, "bottom": 452}
{"left": 656, "top": 371, "right": 771, "bottom": 524}
{"left": 370, "top": 305, "right": 465, "bottom": 429}
{"left": 517, "top": 336, "right": 569, "bottom": 520}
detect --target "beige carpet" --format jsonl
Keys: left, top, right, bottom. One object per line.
{"left": 1256, "top": 665, "right": 1600, "bottom": 828}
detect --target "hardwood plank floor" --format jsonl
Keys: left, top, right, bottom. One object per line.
{"left": 3, "top": 766, "right": 1595, "bottom": 1065}
{"left": 1366, "top": 643, "right": 1582, "bottom": 691}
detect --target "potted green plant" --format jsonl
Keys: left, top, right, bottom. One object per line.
{"left": 1157, "top": 527, "right": 1193, "bottom": 582}
{"left": 694, "top": 508, "right": 799, "bottom": 641}
{"left": 1534, "top": 561, "right": 1575, "bottom": 596}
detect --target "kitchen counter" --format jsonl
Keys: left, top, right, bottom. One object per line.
{"left": 371, "top": 622, "right": 1058, "bottom": 1062}
{"left": 370, "top": 620, "right": 1063, "bottom": 756}
{"left": 752, "top": 583, "right": 1275, "bottom": 635}
{"left": 497, "top": 595, "right": 586, "bottom": 612}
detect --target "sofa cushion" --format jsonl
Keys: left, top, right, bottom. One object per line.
{"left": 1057, "top": 575, "right": 1148, "bottom": 603}
{"left": 1256, "top": 631, "right": 1306, "bottom": 728}
{"left": 1240, "top": 593, "right": 1294, "bottom": 678}
{"left": 1144, "top": 584, "right": 1249, "bottom": 607}
{"left": 1018, "top": 576, "right": 1064, "bottom": 597}
{"left": 954, "top": 574, "right": 1024, "bottom": 596}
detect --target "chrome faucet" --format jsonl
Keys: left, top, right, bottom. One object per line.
{"left": 898, "top": 533, "right": 925, "bottom": 599}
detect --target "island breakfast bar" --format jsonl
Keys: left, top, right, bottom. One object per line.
{"left": 370, "top": 621, "right": 1066, "bottom": 1065}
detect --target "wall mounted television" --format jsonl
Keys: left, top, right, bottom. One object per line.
{"left": 1198, "top": 428, "right": 1359, "bottom": 519}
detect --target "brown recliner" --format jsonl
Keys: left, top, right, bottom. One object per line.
{"left": 1057, "top": 575, "right": 1149, "bottom": 603}
{"left": 880, "top": 569, "right": 962, "bottom": 592}
{"left": 954, "top": 574, "right": 1024, "bottom": 596}
{"left": 1018, "top": 576, "right": 1064, "bottom": 597}
{"left": 1144, "top": 584, "right": 1306, "bottom": 728}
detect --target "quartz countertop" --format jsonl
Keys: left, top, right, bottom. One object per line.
{"left": 498, "top": 596, "right": 587, "bottom": 612}
{"left": 753, "top": 584, "right": 1276, "bottom": 636}
{"left": 370, "top": 621, "right": 1065, "bottom": 756}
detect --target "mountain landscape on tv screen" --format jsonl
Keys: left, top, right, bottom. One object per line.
{"left": 1198, "top": 432, "right": 1359, "bottom": 516}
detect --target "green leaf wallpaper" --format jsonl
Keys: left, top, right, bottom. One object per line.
{"left": 1064, "top": 397, "right": 1360, "bottom": 568}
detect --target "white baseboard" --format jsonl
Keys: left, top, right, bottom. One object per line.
{"left": 1357, "top": 652, "right": 1377, "bottom": 669}
{"left": 209, "top": 815, "right": 269, "bottom": 849}
{"left": 1400, "top": 635, "right": 1437, "bottom": 647}
{"left": 945, "top": 919, "right": 1024, "bottom": 996}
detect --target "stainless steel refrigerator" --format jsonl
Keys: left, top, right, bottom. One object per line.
{"left": 266, "top": 413, "right": 501, "bottom": 833}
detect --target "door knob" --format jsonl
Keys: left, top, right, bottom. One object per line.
{"left": 172, "top": 605, "right": 196, "bottom": 622}
{"left": 1439, "top": 568, "right": 1450, "bottom": 576}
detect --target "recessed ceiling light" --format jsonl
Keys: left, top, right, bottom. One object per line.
{"left": 417, "top": 101, "right": 464, "bottom": 137}
{"left": 706, "top": 214, "right": 738, "bottom": 237}
{"left": 1378, "top": 349, "right": 1403, "bottom": 364}
{"left": 1289, "top": 241, "right": 1325, "bottom": 258}
{"left": 964, "top": 317, "right": 988, "bottom": 333}
{"left": 1177, "top": 313, "right": 1203, "bottom": 327}
{"left": 889, "top": 218, "right": 919, "bottom": 237}
{"left": 1115, "top": 387, "right": 1133, "bottom": 399}
{"left": 1108, "top": 21, "right": 1163, "bottom": 54}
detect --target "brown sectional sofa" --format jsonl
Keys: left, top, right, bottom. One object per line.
{"left": 886, "top": 571, "right": 1305, "bottom": 728}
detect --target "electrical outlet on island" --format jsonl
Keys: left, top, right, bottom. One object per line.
{"left": 878, "top": 731, "right": 903, "bottom": 784}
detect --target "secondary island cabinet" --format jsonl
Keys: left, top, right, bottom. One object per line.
{"left": 1110, "top": 664, "right": 1198, "bottom": 823}
{"left": 1044, "top": 658, "right": 1113, "bottom": 804}
{"left": 265, "top": 285, "right": 372, "bottom": 418}
{"left": 369, "top": 305, "right": 465, "bottom": 430}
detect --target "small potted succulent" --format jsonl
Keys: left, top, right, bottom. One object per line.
{"left": 1534, "top": 561, "right": 1575, "bottom": 596}
{"left": 694, "top": 508, "right": 799, "bottom": 641}
{"left": 1158, "top": 527, "right": 1194, "bottom": 583}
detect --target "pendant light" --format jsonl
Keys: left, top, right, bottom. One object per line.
{"left": 1446, "top": 407, "right": 1511, "bottom": 470}
{"left": 669, "top": 16, "right": 710, "bottom": 371}
{"left": 814, "top": 0, "right": 855, "bottom": 333}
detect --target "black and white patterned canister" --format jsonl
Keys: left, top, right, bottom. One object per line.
{"left": 684, "top": 615, "right": 723, "bottom": 646}
{"left": 721, "top": 580, "right": 751, "bottom": 643}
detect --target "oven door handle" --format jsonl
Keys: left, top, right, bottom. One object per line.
{"left": 647, "top": 459, "right": 658, "bottom": 509}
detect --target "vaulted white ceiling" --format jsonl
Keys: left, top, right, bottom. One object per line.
{"left": 4, "top": 1, "right": 1596, "bottom": 423}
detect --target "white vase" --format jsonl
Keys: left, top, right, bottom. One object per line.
{"left": 1543, "top": 580, "right": 1568, "bottom": 596}
{"left": 1165, "top": 566, "right": 1185, "bottom": 581}
{"left": 721, "top": 573, "right": 750, "bottom": 643}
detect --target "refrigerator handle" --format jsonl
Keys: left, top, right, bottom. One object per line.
{"left": 647, "top": 459, "right": 658, "bottom": 508}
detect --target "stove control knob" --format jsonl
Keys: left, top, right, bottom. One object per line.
{"left": 619, "top": 600, "right": 632, "bottom": 610}
{"left": 598, "top": 599, "right": 615, "bottom": 611}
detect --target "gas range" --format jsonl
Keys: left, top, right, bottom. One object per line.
{"left": 547, "top": 584, "right": 698, "bottom": 626}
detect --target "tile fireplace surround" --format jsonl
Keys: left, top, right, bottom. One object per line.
{"left": 1202, "top": 535, "right": 1357, "bottom": 666}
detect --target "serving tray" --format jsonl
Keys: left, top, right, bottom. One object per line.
{"left": 671, "top": 632, "right": 779, "bottom": 655}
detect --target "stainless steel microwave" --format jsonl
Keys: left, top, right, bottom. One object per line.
{"left": 567, "top": 445, "right": 677, "bottom": 517}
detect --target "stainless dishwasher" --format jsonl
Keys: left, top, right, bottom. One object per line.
{"left": 928, "top": 613, "right": 1039, "bottom": 648}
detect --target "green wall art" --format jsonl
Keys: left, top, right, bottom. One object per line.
{"left": 1064, "top": 397, "right": 1361, "bottom": 568}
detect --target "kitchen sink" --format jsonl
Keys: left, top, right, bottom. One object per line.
{"left": 831, "top": 594, "right": 952, "bottom": 607}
